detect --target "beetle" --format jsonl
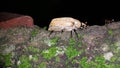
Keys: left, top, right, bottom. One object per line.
{"left": 48, "top": 17, "right": 87, "bottom": 38}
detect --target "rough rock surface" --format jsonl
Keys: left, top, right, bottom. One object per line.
{"left": 0, "top": 12, "right": 34, "bottom": 29}
{"left": 0, "top": 22, "right": 120, "bottom": 68}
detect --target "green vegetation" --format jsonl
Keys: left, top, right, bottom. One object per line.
{"left": 31, "top": 29, "right": 39, "bottom": 37}
{"left": 41, "top": 47, "right": 57, "bottom": 60}
{"left": 18, "top": 55, "right": 32, "bottom": 68}
{"left": 80, "top": 57, "right": 91, "bottom": 68}
{"left": 1, "top": 36, "right": 119, "bottom": 68}
{"left": 27, "top": 46, "right": 40, "bottom": 53}
{"left": 110, "top": 42, "right": 120, "bottom": 54}
{"left": 55, "top": 56, "right": 60, "bottom": 62}
{"left": 42, "top": 38, "right": 83, "bottom": 63}
{"left": 44, "top": 37, "right": 59, "bottom": 46}
{"left": 42, "top": 37, "right": 82, "bottom": 60}
{"left": 32, "top": 55, "right": 39, "bottom": 62}
{"left": 65, "top": 45, "right": 83, "bottom": 60}
{"left": 17, "top": 53, "right": 120, "bottom": 68}
{"left": 108, "top": 29, "right": 113, "bottom": 36}
{"left": 41, "top": 37, "right": 60, "bottom": 60}
{"left": 1, "top": 22, "right": 120, "bottom": 68}
{"left": 43, "top": 26, "right": 47, "bottom": 30}
{"left": 69, "top": 38, "right": 76, "bottom": 46}
{"left": 0, "top": 53, "right": 12, "bottom": 67}
{"left": 79, "top": 56, "right": 120, "bottom": 68}
{"left": 65, "top": 38, "right": 83, "bottom": 60}
{"left": 37, "top": 62, "right": 46, "bottom": 68}
{"left": 49, "top": 37, "right": 59, "bottom": 46}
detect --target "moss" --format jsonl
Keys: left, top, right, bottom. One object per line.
{"left": 0, "top": 53, "right": 12, "bottom": 67}
{"left": 27, "top": 46, "right": 40, "bottom": 53}
{"left": 108, "top": 29, "right": 113, "bottom": 36}
{"left": 18, "top": 55, "right": 32, "bottom": 68}
{"left": 79, "top": 55, "right": 120, "bottom": 68}
{"left": 44, "top": 37, "right": 59, "bottom": 46}
{"left": 69, "top": 38, "right": 76, "bottom": 46}
{"left": 55, "top": 56, "right": 60, "bottom": 62}
{"left": 65, "top": 45, "right": 83, "bottom": 60}
{"left": 37, "top": 62, "right": 46, "bottom": 68}
{"left": 43, "top": 26, "right": 47, "bottom": 30}
{"left": 41, "top": 47, "right": 57, "bottom": 60}
{"left": 31, "top": 29, "right": 39, "bottom": 37}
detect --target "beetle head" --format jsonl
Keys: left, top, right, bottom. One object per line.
{"left": 80, "top": 22, "right": 87, "bottom": 29}
{"left": 74, "top": 20, "right": 81, "bottom": 28}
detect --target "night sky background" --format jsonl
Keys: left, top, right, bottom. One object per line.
{"left": 0, "top": 0, "right": 120, "bottom": 28}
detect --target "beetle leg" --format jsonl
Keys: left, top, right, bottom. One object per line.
{"left": 73, "top": 29, "right": 79, "bottom": 46}
{"left": 48, "top": 31, "right": 53, "bottom": 37}
{"left": 70, "top": 30, "right": 78, "bottom": 39}
{"left": 61, "top": 30, "right": 64, "bottom": 34}
{"left": 74, "top": 29, "right": 79, "bottom": 41}
{"left": 70, "top": 30, "right": 73, "bottom": 38}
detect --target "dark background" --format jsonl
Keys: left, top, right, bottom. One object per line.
{"left": 0, "top": 0, "right": 120, "bottom": 27}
